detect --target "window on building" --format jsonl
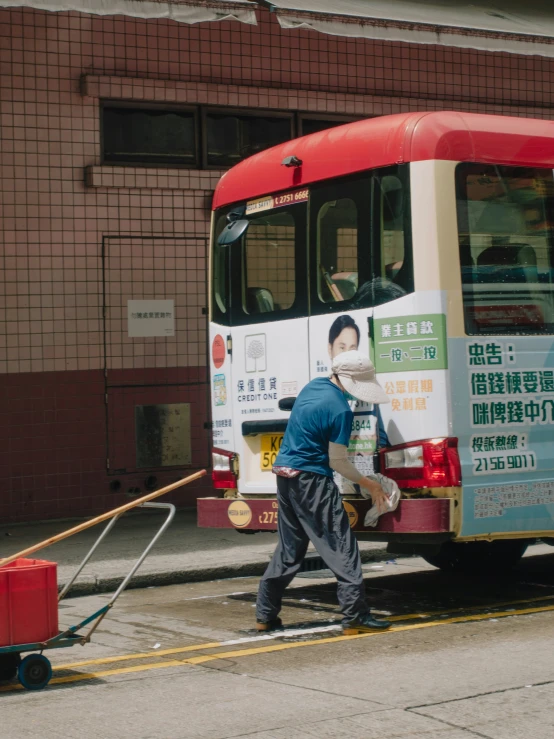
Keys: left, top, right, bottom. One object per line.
{"left": 101, "top": 104, "right": 366, "bottom": 169}
{"left": 205, "top": 111, "right": 293, "bottom": 167}
{"left": 299, "top": 116, "right": 358, "bottom": 137}
{"left": 102, "top": 106, "right": 198, "bottom": 166}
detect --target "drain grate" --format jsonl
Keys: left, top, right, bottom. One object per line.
{"left": 298, "top": 554, "right": 327, "bottom": 573}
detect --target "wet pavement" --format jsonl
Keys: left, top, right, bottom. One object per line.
{"left": 0, "top": 508, "right": 387, "bottom": 595}
{"left": 1, "top": 544, "right": 554, "bottom": 738}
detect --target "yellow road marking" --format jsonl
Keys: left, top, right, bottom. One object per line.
{"left": 1, "top": 602, "right": 553, "bottom": 693}
{"left": 54, "top": 641, "right": 223, "bottom": 670}
{"left": 52, "top": 592, "right": 554, "bottom": 672}
{"left": 184, "top": 603, "right": 554, "bottom": 665}
{"left": 0, "top": 660, "right": 185, "bottom": 692}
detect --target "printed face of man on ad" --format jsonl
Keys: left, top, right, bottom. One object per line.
{"left": 328, "top": 315, "right": 360, "bottom": 360}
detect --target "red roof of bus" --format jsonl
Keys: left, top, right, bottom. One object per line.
{"left": 212, "top": 111, "right": 554, "bottom": 210}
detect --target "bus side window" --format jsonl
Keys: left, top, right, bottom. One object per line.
{"left": 351, "top": 172, "right": 411, "bottom": 308}
{"left": 380, "top": 175, "right": 405, "bottom": 282}
{"left": 456, "top": 164, "right": 554, "bottom": 335}
{"left": 317, "top": 198, "right": 359, "bottom": 303}
{"left": 311, "top": 166, "right": 412, "bottom": 314}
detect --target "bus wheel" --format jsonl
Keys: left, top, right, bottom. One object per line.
{"left": 422, "top": 540, "right": 528, "bottom": 574}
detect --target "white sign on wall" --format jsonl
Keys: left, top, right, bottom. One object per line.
{"left": 127, "top": 299, "right": 175, "bottom": 337}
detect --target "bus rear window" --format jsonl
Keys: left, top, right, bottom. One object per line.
{"left": 456, "top": 164, "right": 554, "bottom": 335}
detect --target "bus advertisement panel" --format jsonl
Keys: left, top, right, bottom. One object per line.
{"left": 450, "top": 336, "right": 554, "bottom": 538}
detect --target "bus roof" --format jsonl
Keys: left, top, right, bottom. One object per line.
{"left": 212, "top": 111, "right": 554, "bottom": 210}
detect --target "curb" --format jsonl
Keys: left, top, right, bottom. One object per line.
{"left": 59, "top": 545, "right": 392, "bottom": 599}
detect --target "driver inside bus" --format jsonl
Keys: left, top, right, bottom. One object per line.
{"left": 256, "top": 349, "right": 392, "bottom": 635}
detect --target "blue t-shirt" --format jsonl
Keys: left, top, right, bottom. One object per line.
{"left": 274, "top": 377, "right": 353, "bottom": 478}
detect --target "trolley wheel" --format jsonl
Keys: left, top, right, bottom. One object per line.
{"left": 0, "top": 653, "right": 21, "bottom": 682}
{"left": 423, "top": 540, "right": 528, "bottom": 574}
{"left": 18, "top": 654, "right": 53, "bottom": 691}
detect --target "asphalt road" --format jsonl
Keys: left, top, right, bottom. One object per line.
{"left": 2, "top": 545, "right": 554, "bottom": 739}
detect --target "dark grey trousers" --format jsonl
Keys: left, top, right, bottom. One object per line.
{"left": 256, "top": 472, "right": 368, "bottom": 624}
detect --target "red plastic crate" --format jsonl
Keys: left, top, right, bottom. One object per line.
{"left": 0, "top": 558, "right": 59, "bottom": 647}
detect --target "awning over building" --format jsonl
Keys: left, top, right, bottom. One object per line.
{"left": 3, "top": 0, "right": 554, "bottom": 58}
{"left": 0, "top": 0, "right": 257, "bottom": 25}
{"left": 270, "top": 0, "right": 554, "bottom": 58}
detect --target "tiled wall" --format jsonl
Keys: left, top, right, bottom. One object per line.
{"left": 104, "top": 236, "right": 207, "bottom": 370}
{"left": 1, "top": 6, "right": 554, "bottom": 521}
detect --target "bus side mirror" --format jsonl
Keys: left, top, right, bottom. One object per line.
{"left": 218, "top": 219, "right": 249, "bottom": 246}
{"left": 278, "top": 397, "right": 296, "bottom": 411}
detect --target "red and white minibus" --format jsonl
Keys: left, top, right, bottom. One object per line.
{"left": 198, "top": 111, "right": 554, "bottom": 572}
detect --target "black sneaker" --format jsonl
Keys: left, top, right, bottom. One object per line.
{"left": 256, "top": 617, "right": 283, "bottom": 632}
{"left": 343, "top": 613, "right": 391, "bottom": 635}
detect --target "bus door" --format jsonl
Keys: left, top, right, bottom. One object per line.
{"left": 213, "top": 196, "right": 309, "bottom": 496}
{"left": 307, "top": 176, "right": 374, "bottom": 493}
{"left": 307, "top": 168, "right": 426, "bottom": 485}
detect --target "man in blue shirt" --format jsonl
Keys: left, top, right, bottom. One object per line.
{"left": 256, "top": 351, "right": 392, "bottom": 634}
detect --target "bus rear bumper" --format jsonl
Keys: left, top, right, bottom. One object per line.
{"left": 197, "top": 496, "right": 453, "bottom": 534}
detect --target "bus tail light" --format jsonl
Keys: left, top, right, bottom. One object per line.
{"left": 212, "top": 448, "right": 238, "bottom": 489}
{"left": 380, "top": 438, "right": 461, "bottom": 488}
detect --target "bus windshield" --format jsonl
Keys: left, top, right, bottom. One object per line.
{"left": 456, "top": 164, "right": 554, "bottom": 335}
{"left": 212, "top": 198, "right": 308, "bottom": 326}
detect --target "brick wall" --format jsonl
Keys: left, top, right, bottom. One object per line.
{"left": 1, "top": 6, "right": 554, "bottom": 521}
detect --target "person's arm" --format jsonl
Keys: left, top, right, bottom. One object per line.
{"left": 328, "top": 441, "right": 362, "bottom": 483}
{"left": 328, "top": 442, "right": 390, "bottom": 514}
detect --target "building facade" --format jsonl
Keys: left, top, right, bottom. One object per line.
{"left": 1, "top": 2, "right": 554, "bottom": 521}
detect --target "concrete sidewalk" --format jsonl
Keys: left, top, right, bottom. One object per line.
{"left": 0, "top": 508, "right": 389, "bottom": 597}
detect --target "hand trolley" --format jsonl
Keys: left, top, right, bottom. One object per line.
{"left": 0, "top": 501, "right": 175, "bottom": 690}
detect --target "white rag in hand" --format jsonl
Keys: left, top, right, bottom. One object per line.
{"left": 360, "top": 473, "right": 401, "bottom": 527}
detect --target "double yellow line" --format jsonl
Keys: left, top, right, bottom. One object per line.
{"left": 2, "top": 596, "right": 554, "bottom": 692}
